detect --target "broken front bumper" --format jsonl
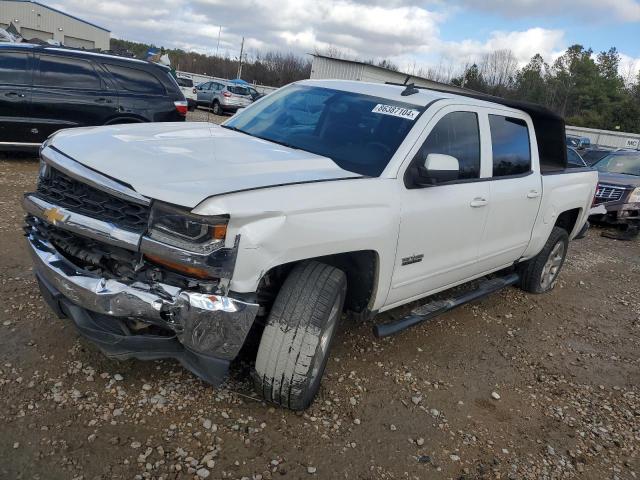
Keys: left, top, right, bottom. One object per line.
{"left": 27, "top": 234, "right": 259, "bottom": 386}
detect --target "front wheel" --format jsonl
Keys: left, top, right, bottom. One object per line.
{"left": 211, "top": 100, "right": 222, "bottom": 115}
{"left": 518, "top": 226, "right": 569, "bottom": 293}
{"left": 253, "top": 261, "right": 347, "bottom": 410}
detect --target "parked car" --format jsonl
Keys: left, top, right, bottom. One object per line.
{"left": 567, "top": 146, "right": 588, "bottom": 168}
{"left": 0, "top": 43, "right": 187, "bottom": 150}
{"left": 195, "top": 80, "right": 253, "bottom": 114}
{"left": 23, "top": 79, "right": 597, "bottom": 410}
{"left": 581, "top": 147, "right": 615, "bottom": 165}
{"left": 175, "top": 73, "right": 197, "bottom": 110}
{"left": 589, "top": 151, "right": 640, "bottom": 227}
{"left": 566, "top": 135, "right": 591, "bottom": 150}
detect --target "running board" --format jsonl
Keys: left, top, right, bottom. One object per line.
{"left": 373, "top": 272, "right": 520, "bottom": 338}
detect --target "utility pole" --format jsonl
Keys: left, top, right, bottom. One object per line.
{"left": 237, "top": 36, "right": 244, "bottom": 79}
{"left": 215, "top": 26, "right": 221, "bottom": 57}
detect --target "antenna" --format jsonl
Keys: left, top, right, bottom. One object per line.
{"left": 401, "top": 83, "right": 419, "bottom": 96}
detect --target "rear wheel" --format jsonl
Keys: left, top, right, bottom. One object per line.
{"left": 519, "top": 226, "right": 569, "bottom": 293}
{"left": 253, "top": 261, "right": 347, "bottom": 410}
{"left": 211, "top": 100, "right": 222, "bottom": 115}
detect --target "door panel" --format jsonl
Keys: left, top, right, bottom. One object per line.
{"left": 0, "top": 51, "right": 33, "bottom": 143}
{"left": 387, "top": 107, "right": 491, "bottom": 306}
{"left": 477, "top": 113, "right": 542, "bottom": 271}
{"left": 387, "top": 182, "right": 491, "bottom": 305}
{"left": 30, "top": 54, "right": 118, "bottom": 141}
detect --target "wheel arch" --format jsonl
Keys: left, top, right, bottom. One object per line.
{"left": 103, "top": 115, "right": 147, "bottom": 125}
{"left": 554, "top": 207, "right": 582, "bottom": 237}
{"left": 255, "top": 250, "right": 379, "bottom": 317}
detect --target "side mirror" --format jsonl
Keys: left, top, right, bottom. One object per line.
{"left": 413, "top": 153, "right": 460, "bottom": 187}
{"left": 424, "top": 153, "right": 459, "bottom": 172}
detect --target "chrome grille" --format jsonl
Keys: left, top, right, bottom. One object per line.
{"left": 36, "top": 167, "right": 150, "bottom": 233}
{"left": 594, "top": 184, "right": 625, "bottom": 204}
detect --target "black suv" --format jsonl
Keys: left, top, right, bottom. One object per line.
{"left": 0, "top": 44, "right": 187, "bottom": 150}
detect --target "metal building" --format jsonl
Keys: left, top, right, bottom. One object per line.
{"left": 310, "top": 54, "right": 468, "bottom": 93}
{"left": 0, "top": 0, "right": 110, "bottom": 50}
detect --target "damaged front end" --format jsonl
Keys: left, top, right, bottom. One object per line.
{"left": 23, "top": 146, "right": 259, "bottom": 385}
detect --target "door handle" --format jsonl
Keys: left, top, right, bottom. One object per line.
{"left": 5, "top": 92, "right": 25, "bottom": 98}
{"left": 527, "top": 190, "right": 540, "bottom": 199}
{"left": 470, "top": 197, "right": 488, "bottom": 208}
{"left": 95, "top": 98, "right": 113, "bottom": 104}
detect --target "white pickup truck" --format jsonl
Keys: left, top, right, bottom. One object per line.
{"left": 24, "top": 80, "right": 597, "bottom": 410}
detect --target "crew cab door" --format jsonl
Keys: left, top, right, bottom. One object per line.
{"left": 386, "top": 106, "right": 491, "bottom": 307}
{"left": 0, "top": 50, "right": 33, "bottom": 144}
{"left": 476, "top": 112, "right": 542, "bottom": 271}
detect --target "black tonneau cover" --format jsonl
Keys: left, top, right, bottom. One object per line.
{"left": 389, "top": 83, "right": 568, "bottom": 173}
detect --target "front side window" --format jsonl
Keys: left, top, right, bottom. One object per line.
{"left": 105, "top": 64, "right": 165, "bottom": 94}
{"left": 489, "top": 115, "right": 531, "bottom": 177}
{"left": 225, "top": 84, "right": 422, "bottom": 176}
{"left": 412, "top": 111, "right": 481, "bottom": 181}
{"left": 567, "top": 148, "right": 585, "bottom": 168}
{"left": 37, "top": 55, "right": 101, "bottom": 89}
{"left": 0, "top": 52, "right": 30, "bottom": 85}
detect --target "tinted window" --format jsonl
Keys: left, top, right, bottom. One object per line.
{"left": 490, "top": 115, "right": 531, "bottom": 176}
{"left": 567, "top": 148, "right": 585, "bottom": 168}
{"left": 414, "top": 111, "right": 481, "bottom": 180}
{"left": 105, "top": 64, "right": 164, "bottom": 94}
{"left": 177, "top": 77, "right": 193, "bottom": 87}
{"left": 225, "top": 84, "right": 421, "bottom": 177}
{"left": 0, "top": 52, "right": 29, "bottom": 85}
{"left": 37, "top": 55, "right": 100, "bottom": 89}
{"left": 228, "top": 85, "right": 250, "bottom": 96}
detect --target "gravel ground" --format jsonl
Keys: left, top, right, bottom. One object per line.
{"left": 1, "top": 111, "right": 639, "bottom": 479}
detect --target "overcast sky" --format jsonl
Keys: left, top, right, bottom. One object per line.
{"left": 50, "top": 0, "right": 640, "bottom": 78}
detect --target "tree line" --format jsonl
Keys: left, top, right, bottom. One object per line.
{"left": 110, "top": 38, "right": 639, "bottom": 133}
{"left": 109, "top": 38, "right": 311, "bottom": 88}
{"left": 445, "top": 46, "right": 640, "bottom": 134}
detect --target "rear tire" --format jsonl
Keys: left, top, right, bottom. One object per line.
{"left": 253, "top": 261, "right": 347, "bottom": 410}
{"left": 518, "top": 226, "right": 569, "bottom": 293}
{"left": 211, "top": 100, "right": 222, "bottom": 115}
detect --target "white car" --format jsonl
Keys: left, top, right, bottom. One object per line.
{"left": 175, "top": 74, "right": 197, "bottom": 108}
{"left": 24, "top": 79, "right": 597, "bottom": 410}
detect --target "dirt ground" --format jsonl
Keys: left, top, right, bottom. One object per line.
{"left": 1, "top": 111, "right": 639, "bottom": 480}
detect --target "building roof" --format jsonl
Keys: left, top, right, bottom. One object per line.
{"left": 4, "top": 0, "right": 110, "bottom": 32}
{"left": 310, "top": 53, "right": 462, "bottom": 92}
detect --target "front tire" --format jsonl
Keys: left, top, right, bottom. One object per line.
{"left": 519, "top": 226, "right": 569, "bottom": 293}
{"left": 253, "top": 261, "right": 347, "bottom": 410}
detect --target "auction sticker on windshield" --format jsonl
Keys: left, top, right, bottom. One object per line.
{"left": 372, "top": 104, "right": 420, "bottom": 120}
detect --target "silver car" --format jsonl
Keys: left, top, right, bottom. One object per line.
{"left": 196, "top": 81, "right": 253, "bottom": 115}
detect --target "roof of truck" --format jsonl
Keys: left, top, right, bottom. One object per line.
{"left": 300, "top": 79, "right": 568, "bottom": 172}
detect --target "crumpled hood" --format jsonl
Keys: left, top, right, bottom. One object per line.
{"left": 50, "top": 122, "right": 361, "bottom": 208}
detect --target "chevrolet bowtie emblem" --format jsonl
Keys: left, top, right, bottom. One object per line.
{"left": 43, "top": 207, "right": 67, "bottom": 224}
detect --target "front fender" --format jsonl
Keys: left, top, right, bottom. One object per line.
{"left": 192, "top": 178, "right": 401, "bottom": 310}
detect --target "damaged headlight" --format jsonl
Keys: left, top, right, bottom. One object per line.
{"left": 148, "top": 202, "right": 228, "bottom": 254}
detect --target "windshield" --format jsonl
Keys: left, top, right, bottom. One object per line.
{"left": 594, "top": 153, "right": 640, "bottom": 176}
{"left": 224, "top": 84, "right": 422, "bottom": 176}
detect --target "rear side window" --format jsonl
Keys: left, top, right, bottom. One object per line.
{"left": 489, "top": 115, "right": 531, "bottom": 177}
{"left": 37, "top": 55, "right": 101, "bottom": 89}
{"left": 228, "top": 85, "right": 250, "bottom": 96}
{"left": 0, "top": 52, "right": 30, "bottom": 85}
{"left": 415, "top": 111, "right": 481, "bottom": 179}
{"left": 177, "top": 77, "right": 193, "bottom": 87}
{"left": 105, "top": 64, "right": 165, "bottom": 94}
